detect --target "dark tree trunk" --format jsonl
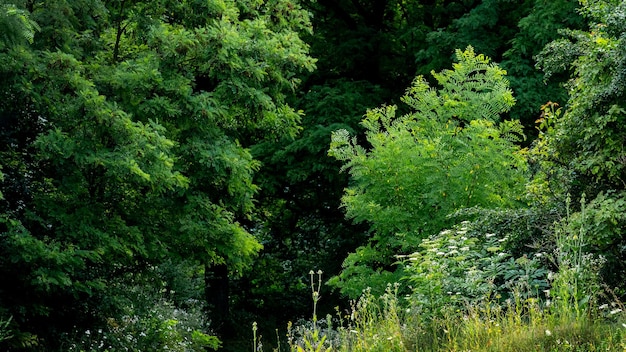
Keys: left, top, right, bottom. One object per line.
{"left": 205, "top": 263, "right": 230, "bottom": 331}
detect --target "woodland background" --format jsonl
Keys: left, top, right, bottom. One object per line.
{"left": 1, "top": 0, "right": 626, "bottom": 351}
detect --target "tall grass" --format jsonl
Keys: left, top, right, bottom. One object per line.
{"left": 274, "top": 284, "right": 625, "bottom": 352}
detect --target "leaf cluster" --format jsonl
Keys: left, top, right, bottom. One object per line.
{"left": 328, "top": 47, "right": 528, "bottom": 298}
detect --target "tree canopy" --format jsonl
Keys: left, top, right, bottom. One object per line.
{"left": 2, "top": 0, "right": 626, "bottom": 350}
{"left": 0, "top": 0, "right": 314, "bottom": 349}
{"left": 328, "top": 47, "right": 528, "bottom": 298}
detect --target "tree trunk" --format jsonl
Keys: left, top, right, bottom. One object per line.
{"left": 205, "top": 263, "right": 230, "bottom": 331}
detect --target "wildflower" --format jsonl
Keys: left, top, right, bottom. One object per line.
{"left": 545, "top": 329, "right": 552, "bottom": 336}
{"left": 610, "top": 308, "right": 622, "bottom": 315}
{"left": 622, "top": 323, "right": 626, "bottom": 329}
{"left": 486, "top": 233, "right": 496, "bottom": 238}
{"left": 599, "top": 304, "right": 608, "bottom": 310}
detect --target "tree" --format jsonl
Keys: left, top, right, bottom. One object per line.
{"left": 533, "top": 0, "right": 626, "bottom": 295}
{"left": 501, "top": 0, "right": 584, "bottom": 128}
{"left": 329, "top": 47, "right": 528, "bottom": 298}
{"left": 0, "top": 0, "right": 314, "bottom": 349}
{"left": 235, "top": 0, "right": 511, "bottom": 325}
{"left": 236, "top": 0, "right": 582, "bottom": 327}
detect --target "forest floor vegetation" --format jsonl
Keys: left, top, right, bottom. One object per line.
{"left": 257, "top": 280, "right": 626, "bottom": 352}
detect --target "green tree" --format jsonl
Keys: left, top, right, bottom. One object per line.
{"left": 235, "top": 0, "right": 513, "bottom": 326}
{"left": 0, "top": 0, "right": 314, "bottom": 349}
{"left": 414, "top": 0, "right": 584, "bottom": 126}
{"left": 532, "top": 0, "right": 626, "bottom": 295}
{"left": 236, "top": 0, "right": 581, "bottom": 330}
{"left": 501, "top": 0, "right": 584, "bottom": 128}
{"left": 329, "top": 47, "right": 528, "bottom": 298}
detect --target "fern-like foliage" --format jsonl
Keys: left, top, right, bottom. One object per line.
{"left": 402, "top": 46, "right": 515, "bottom": 124}
{"left": 328, "top": 47, "right": 527, "bottom": 298}
{"left": 0, "top": 4, "right": 39, "bottom": 49}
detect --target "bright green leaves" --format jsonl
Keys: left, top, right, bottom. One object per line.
{"left": 0, "top": 0, "right": 315, "bottom": 347}
{"left": 528, "top": 0, "right": 626, "bottom": 301}
{"left": 329, "top": 47, "right": 528, "bottom": 298}
{"left": 177, "top": 194, "right": 262, "bottom": 271}
{"left": 29, "top": 51, "right": 187, "bottom": 194}
{"left": 424, "top": 47, "right": 515, "bottom": 123}
{"left": 536, "top": 0, "right": 626, "bottom": 193}
{"left": 331, "top": 47, "right": 524, "bottom": 235}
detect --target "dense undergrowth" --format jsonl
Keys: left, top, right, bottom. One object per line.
{"left": 256, "top": 200, "right": 626, "bottom": 352}
{"left": 279, "top": 287, "right": 625, "bottom": 352}
{"left": 258, "top": 268, "right": 625, "bottom": 351}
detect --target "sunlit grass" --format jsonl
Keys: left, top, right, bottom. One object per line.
{"left": 275, "top": 289, "right": 625, "bottom": 352}
{"left": 257, "top": 277, "right": 625, "bottom": 352}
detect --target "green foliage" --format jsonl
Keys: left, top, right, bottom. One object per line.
{"left": 547, "top": 195, "right": 605, "bottom": 322}
{"left": 411, "top": 0, "right": 579, "bottom": 125}
{"left": 0, "top": 3, "right": 39, "bottom": 49}
{"left": 234, "top": 79, "right": 384, "bottom": 334}
{"left": 501, "top": 0, "right": 584, "bottom": 126}
{"left": 416, "top": 0, "right": 525, "bottom": 67}
{"left": 0, "top": 318, "right": 10, "bottom": 345}
{"left": 549, "top": 192, "right": 626, "bottom": 300}
{"left": 533, "top": 0, "right": 626, "bottom": 295}
{"left": 64, "top": 268, "right": 220, "bottom": 351}
{"left": 241, "top": 0, "right": 584, "bottom": 342}
{"left": 277, "top": 199, "right": 626, "bottom": 350}
{"left": 276, "top": 276, "right": 626, "bottom": 352}
{"left": 536, "top": 0, "right": 626, "bottom": 193}
{"left": 401, "top": 220, "right": 549, "bottom": 320}
{"left": 328, "top": 47, "right": 528, "bottom": 298}
{"left": 0, "top": 0, "right": 314, "bottom": 349}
